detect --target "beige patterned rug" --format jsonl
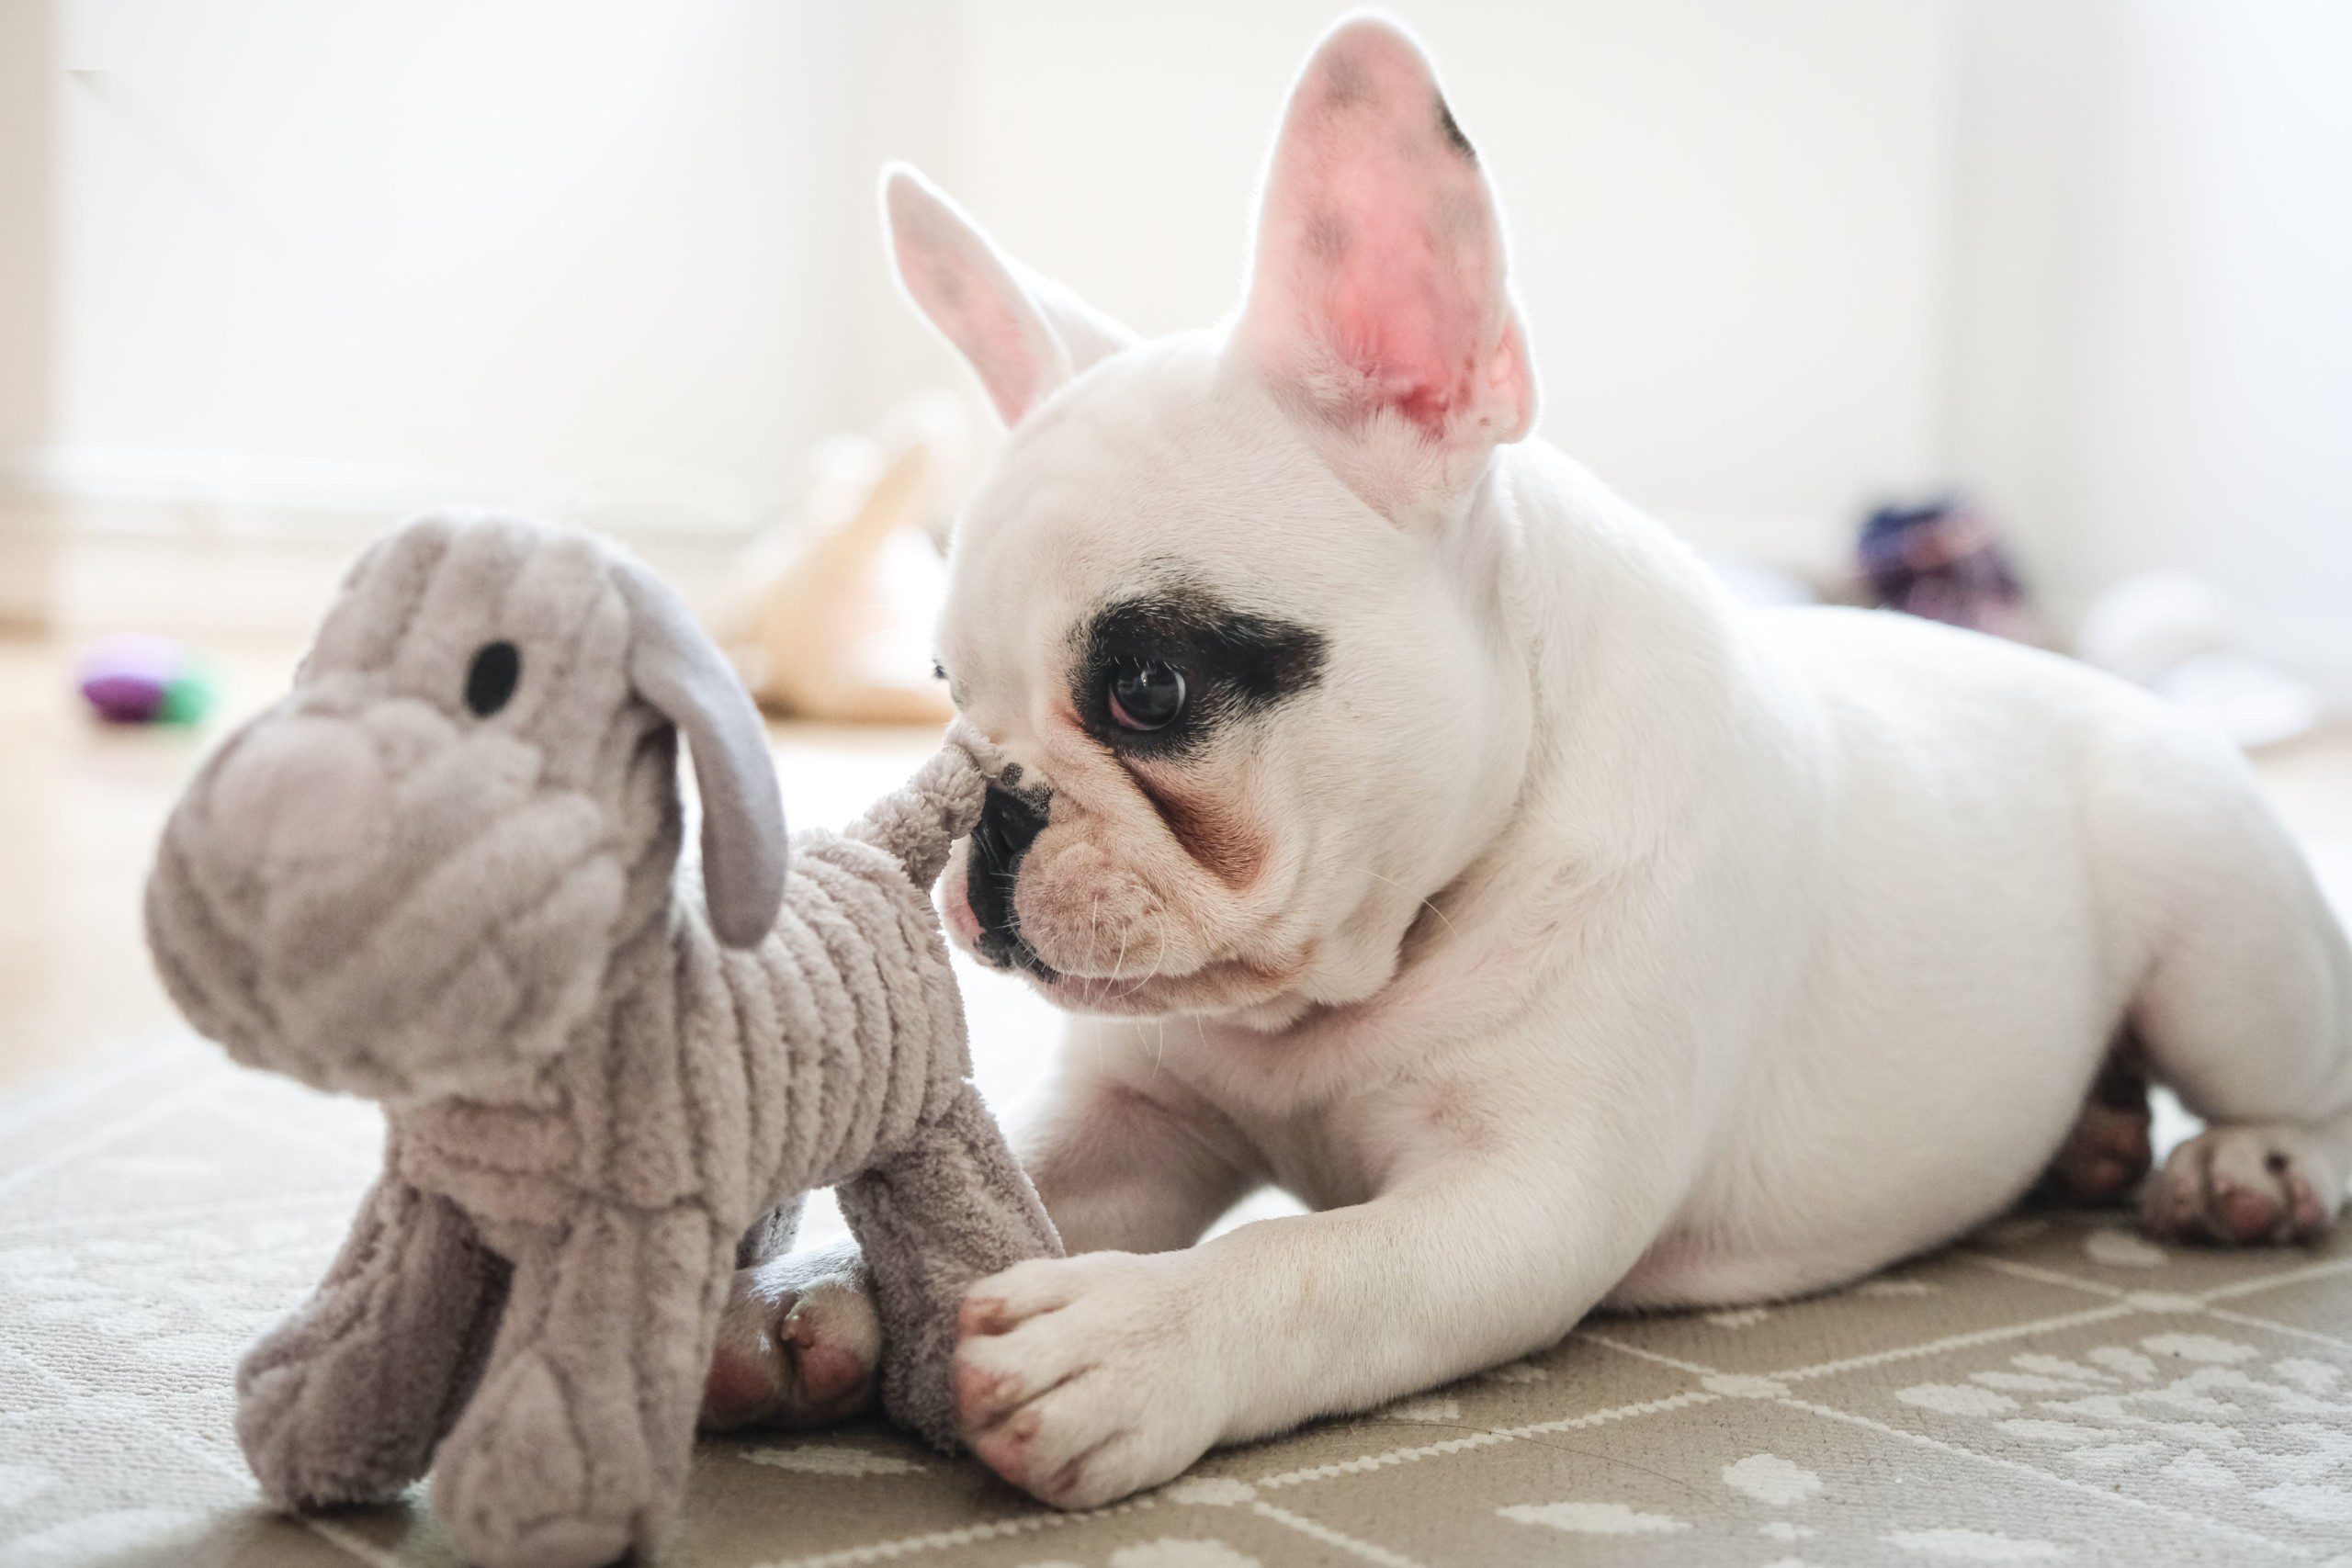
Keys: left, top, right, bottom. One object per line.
{"left": 4, "top": 1030, "right": 2351, "bottom": 1568}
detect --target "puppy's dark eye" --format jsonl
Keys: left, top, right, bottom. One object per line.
{"left": 1106, "top": 660, "right": 1186, "bottom": 731}
{"left": 464, "top": 641, "right": 521, "bottom": 716}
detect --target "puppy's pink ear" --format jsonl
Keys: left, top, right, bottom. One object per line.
{"left": 883, "top": 165, "right": 1136, "bottom": 427}
{"left": 1238, "top": 17, "right": 1536, "bottom": 492}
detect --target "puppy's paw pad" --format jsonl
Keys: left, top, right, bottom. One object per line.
{"left": 2141, "top": 1124, "right": 2345, "bottom": 1247}
{"left": 701, "top": 1267, "right": 880, "bottom": 1431}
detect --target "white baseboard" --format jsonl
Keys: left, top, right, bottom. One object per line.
{"left": 0, "top": 494, "right": 61, "bottom": 630}
{"left": 13, "top": 446, "right": 2346, "bottom": 708}
{"left": 1, "top": 445, "right": 772, "bottom": 538}
{"left": 40, "top": 525, "right": 746, "bottom": 640}
{"left": 1, "top": 446, "right": 762, "bottom": 636}
{"left": 2245, "top": 611, "right": 2352, "bottom": 710}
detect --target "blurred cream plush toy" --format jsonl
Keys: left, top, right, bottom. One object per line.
{"left": 721, "top": 394, "right": 969, "bottom": 725}
{"left": 144, "top": 510, "right": 1057, "bottom": 1568}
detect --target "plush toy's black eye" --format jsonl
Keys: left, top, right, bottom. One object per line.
{"left": 464, "top": 641, "right": 521, "bottom": 716}
{"left": 1106, "top": 660, "right": 1186, "bottom": 731}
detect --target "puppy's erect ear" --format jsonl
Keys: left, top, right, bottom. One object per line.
{"left": 882, "top": 164, "right": 1137, "bottom": 426}
{"left": 615, "top": 558, "right": 788, "bottom": 948}
{"left": 1237, "top": 17, "right": 1537, "bottom": 509}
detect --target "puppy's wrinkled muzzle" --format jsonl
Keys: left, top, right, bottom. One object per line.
{"left": 206, "top": 716, "right": 388, "bottom": 874}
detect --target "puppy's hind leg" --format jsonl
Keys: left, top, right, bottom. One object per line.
{"left": 2120, "top": 755, "right": 2352, "bottom": 1245}
{"left": 2031, "top": 1036, "right": 2154, "bottom": 1209}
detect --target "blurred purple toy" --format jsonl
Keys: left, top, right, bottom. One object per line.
{"left": 78, "top": 635, "right": 217, "bottom": 726}
{"left": 1857, "top": 496, "right": 2044, "bottom": 645}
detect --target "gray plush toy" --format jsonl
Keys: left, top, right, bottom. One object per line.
{"left": 143, "top": 510, "right": 1059, "bottom": 1568}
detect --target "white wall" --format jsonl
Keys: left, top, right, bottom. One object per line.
{"left": 5, "top": 2, "right": 2344, "bottom": 682}
{"left": 34, "top": 0, "right": 911, "bottom": 534}
{"left": 880, "top": 0, "right": 1962, "bottom": 565}
{"left": 7, "top": 0, "right": 1962, "bottom": 572}
{"left": 1945, "top": 0, "right": 2352, "bottom": 684}
{"left": 0, "top": 1, "right": 61, "bottom": 626}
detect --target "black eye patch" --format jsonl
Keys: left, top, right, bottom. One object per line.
{"left": 1071, "top": 581, "right": 1326, "bottom": 758}
{"left": 464, "top": 640, "right": 521, "bottom": 716}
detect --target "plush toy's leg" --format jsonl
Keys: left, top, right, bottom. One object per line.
{"left": 432, "top": 1204, "right": 730, "bottom": 1568}
{"left": 235, "top": 1178, "right": 507, "bottom": 1510}
{"left": 836, "top": 1081, "right": 1062, "bottom": 1450}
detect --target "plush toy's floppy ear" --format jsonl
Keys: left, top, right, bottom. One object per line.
{"left": 882, "top": 164, "right": 1137, "bottom": 426}
{"left": 616, "top": 558, "right": 788, "bottom": 947}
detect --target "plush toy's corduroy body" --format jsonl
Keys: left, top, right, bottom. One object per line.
{"left": 144, "top": 511, "right": 1057, "bottom": 1568}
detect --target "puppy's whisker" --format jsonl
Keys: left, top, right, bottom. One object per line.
{"left": 1118, "top": 921, "right": 1171, "bottom": 1001}
{"left": 1086, "top": 893, "right": 1105, "bottom": 1072}
{"left": 1355, "top": 865, "right": 1464, "bottom": 947}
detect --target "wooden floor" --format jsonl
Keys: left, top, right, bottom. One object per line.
{"left": 2, "top": 629, "right": 2347, "bottom": 1095}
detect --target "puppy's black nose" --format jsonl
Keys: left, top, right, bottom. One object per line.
{"left": 967, "top": 785, "right": 1052, "bottom": 976}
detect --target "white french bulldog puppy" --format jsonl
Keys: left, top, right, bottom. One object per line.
{"left": 706, "top": 14, "right": 2352, "bottom": 1509}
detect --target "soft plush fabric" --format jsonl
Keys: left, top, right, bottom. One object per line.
{"left": 137, "top": 512, "right": 1058, "bottom": 1568}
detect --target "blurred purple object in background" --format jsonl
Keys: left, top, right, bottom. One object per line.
{"left": 78, "top": 636, "right": 190, "bottom": 724}
{"left": 1857, "top": 496, "right": 2043, "bottom": 645}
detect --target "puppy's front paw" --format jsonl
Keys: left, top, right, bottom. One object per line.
{"left": 701, "top": 1251, "right": 880, "bottom": 1432}
{"left": 953, "top": 1252, "right": 1226, "bottom": 1510}
{"left": 2142, "top": 1124, "right": 2345, "bottom": 1245}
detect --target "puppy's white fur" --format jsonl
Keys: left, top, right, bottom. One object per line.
{"left": 717, "top": 15, "right": 2352, "bottom": 1510}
